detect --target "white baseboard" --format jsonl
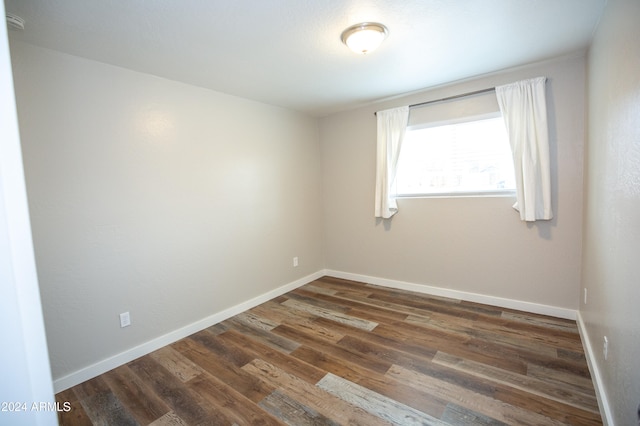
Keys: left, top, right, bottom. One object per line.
{"left": 53, "top": 270, "right": 324, "bottom": 393}
{"left": 324, "top": 269, "right": 577, "bottom": 320}
{"left": 576, "top": 311, "right": 614, "bottom": 426}
{"left": 53, "top": 269, "right": 579, "bottom": 393}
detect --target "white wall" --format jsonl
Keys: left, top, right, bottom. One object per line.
{"left": 581, "top": 0, "right": 640, "bottom": 424}
{"left": 0, "top": 6, "right": 56, "bottom": 424}
{"left": 9, "top": 40, "right": 324, "bottom": 388}
{"left": 320, "top": 55, "right": 586, "bottom": 314}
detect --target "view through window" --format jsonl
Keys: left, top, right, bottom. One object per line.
{"left": 395, "top": 115, "right": 516, "bottom": 196}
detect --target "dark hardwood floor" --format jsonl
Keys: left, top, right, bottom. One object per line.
{"left": 56, "top": 276, "right": 602, "bottom": 425}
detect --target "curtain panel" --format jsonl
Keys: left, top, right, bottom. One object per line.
{"left": 374, "top": 106, "right": 409, "bottom": 219}
{"left": 496, "top": 77, "right": 553, "bottom": 221}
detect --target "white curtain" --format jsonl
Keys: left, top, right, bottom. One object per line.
{"left": 374, "top": 106, "right": 410, "bottom": 219}
{"left": 496, "top": 77, "right": 553, "bottom": 221}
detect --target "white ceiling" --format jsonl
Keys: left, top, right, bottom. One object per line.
{"left": 5, "top": 0, "right": 605, "bottom": 116}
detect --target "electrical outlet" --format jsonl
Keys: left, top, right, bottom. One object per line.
{"left": 293, "top": 256, "right": 299, "bottom": 267}
{"left": 120, "top": 312, "right": 131, "bottom": 328}
{"left": 603, "top": 336, "right": 608, "bottom": 360}
{"left": 584, "top": 288, "right": 588, "bottom": 305}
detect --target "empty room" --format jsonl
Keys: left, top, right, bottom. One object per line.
{"left": 1, "top": 0, "right": 639, "bottom": 425}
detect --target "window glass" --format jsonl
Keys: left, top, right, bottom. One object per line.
{"left": 395, "top": 115, "right": 515, "bottom": 196}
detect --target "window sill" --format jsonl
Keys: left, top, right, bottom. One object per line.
{"left": 396, "top": 190, "right": 516, "bottom": 199}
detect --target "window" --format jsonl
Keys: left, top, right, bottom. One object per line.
{"left": 395, "top": 114, "right": 516, "bottom": 197}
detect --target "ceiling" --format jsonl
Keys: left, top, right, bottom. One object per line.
{"left": 4, "top": 0, "right": 606, "bottom": 117}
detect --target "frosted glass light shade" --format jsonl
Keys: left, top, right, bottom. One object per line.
{"left": 341, "top": 22, "right": 388, "bottom": 54}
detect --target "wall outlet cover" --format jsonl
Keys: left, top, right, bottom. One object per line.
{"left": 120, "top": 312, "right": 131, "bottom": 328}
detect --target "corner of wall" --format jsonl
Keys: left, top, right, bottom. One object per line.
{"left": 576, "top": 311, "right": 614, "bottom": 426}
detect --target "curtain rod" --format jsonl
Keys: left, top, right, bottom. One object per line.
{"left": 375, "top": 87, "right": 496, "bottom": 115}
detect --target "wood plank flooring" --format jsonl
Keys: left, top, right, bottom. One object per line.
{"left": 56, "top": 276, "right": 602, "bottom": 425}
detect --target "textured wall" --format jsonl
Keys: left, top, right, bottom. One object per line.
{"left": 320, "top": 55, "right": 586, "bottom": 311}
{"left": 10, "top": 40, "right": 324, "bottom": 382}
{"left": 582, "top": 0, "right": 640, "bottom": 424}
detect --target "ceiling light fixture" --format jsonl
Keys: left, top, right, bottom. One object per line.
{"left": 341, "top": 22, "right": 388, "bottom": 55}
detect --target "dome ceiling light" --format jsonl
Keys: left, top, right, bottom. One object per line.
{"left": 341, "top": 22, "right": 388, "bottom": 54}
